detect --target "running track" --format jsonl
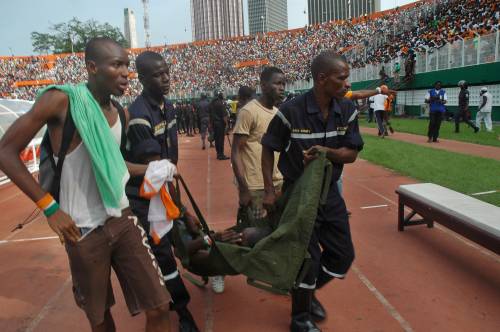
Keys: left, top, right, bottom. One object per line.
{"left": 0, "top": 135, "right": 499, "bottom": 331}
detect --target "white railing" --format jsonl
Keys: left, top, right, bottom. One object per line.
{"left": 350, "top": 30, "right": 500, "bottom": 83}
{"left": 169, "top": 30, "right": 500, "bottom": 99}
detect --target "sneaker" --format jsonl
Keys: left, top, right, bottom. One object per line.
{"left": 474, "top": 127, "right": 479, "bottom": 133}
{"left": 211, "top": 276, "right": 225, "bottom": 294}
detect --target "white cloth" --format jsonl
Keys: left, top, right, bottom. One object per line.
{"left": 142, "top": 160, "right": 178, "bottom": 238}
{"left": 372, "top": 94, "right": 388, "bottom": 111}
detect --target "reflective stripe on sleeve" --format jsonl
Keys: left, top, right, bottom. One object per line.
{"left": 276, "top": 110, "right": 291, "bottom": 129}
{"left": 129, "top": 118, "right": 151, "bottom": 128}
{"left": 347, "top": 110, "right": 359, "bottom": 123}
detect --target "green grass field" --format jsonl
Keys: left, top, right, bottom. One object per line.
{"left": 359, "top": 134, "right": 500, "bottom": 206}
{"left": 361, "top": 117, "right": 500, "bottom": 147}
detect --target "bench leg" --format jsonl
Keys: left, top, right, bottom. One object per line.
{"left": 398, "top": 201, "right": 404, "bottom": 231}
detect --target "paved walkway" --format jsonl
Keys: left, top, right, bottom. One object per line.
{"left": 360, "top": 127, "right": 500, "bottom": 161}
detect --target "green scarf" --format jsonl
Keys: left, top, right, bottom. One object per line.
{"left": 38, "top": 83, "right": 129, "bottom": 216}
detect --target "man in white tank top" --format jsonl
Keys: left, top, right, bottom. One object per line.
{"left": 0, "top": 38, "right": 171, "bottom": 332}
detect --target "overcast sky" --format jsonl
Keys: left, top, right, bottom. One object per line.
{"left": 0, "top": 0, "right": 415, "bottom": 56}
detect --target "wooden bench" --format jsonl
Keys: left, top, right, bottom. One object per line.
{"left": 396, "top": 183, "right": 500, "bottom": 254}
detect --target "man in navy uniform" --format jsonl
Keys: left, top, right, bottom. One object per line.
{"left": 261, "top": 51, "right": 363, "bottom": 332}
{"left": 455, "top": 80, "right": 479, "bottom": 133}
{"left": 210, "top": 92, "right": 230, "bottom": 160}
{"left": 126, "top": 51, "right": 199, "bottom": 332}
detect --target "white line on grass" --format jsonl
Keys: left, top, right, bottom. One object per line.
{"left": 361, "top": 204, "right": 388, "bottom": 209}
{"left": 470, "top": 190, "right": 498, "bottom": 196}
{"left": 352, "top": 265, "right": 414, "bottom": 332}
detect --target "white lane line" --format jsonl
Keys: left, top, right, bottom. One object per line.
{"left": 1, "top": 214, "right": 43, "bottom": 242}
{"left": 347, "top": 178, "right": 500, "bottom": 262}
{"left": 360, "top": 204, "right": 388, "bottom": 209}
{"left": 352, "top": 266, "right": 414, "bottom": 332}
{"left": 0, "top": 236, "right": 58, "bottom": 245}
{"left": 204, "top": 150, "right": 214, "bottom": 332}
{"left": 25, "top": 277, "right": 72, "bottom": 332}
{"left": 470, "top": 190, "right": 498, "bottom": 196}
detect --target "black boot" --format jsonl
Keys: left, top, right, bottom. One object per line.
{"left": 165, "top": 275, "right": 200, "bottom": 332}
{"left": 290, "top": 288, "right": 321, "bottom": 332}
{"left": 177, "top": 307, "right": 200, "bottom": 332}
{"left": 311, "top": 271, "right": 332, "bottom": 322}
{"left": 311, "top": 294, "right": 326, "bottom": 322}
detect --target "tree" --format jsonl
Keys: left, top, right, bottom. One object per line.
{"left": 31, "top": 18, "right": 128, "bottom": 54}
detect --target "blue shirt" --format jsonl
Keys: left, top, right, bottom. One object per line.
{"left": 428, "top": 89, "right": 447, "bottom": 113}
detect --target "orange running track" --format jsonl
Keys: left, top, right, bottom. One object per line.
{"left": 0, "top": 135, "right": 499, "bottom": 332}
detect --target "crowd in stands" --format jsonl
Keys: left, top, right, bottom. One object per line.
{"left": 1, "top": 0, "right": 498, "bottom": 102}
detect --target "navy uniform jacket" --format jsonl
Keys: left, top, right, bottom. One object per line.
{"left": 210, "top": 99, "right": 227, "bottom": 124}
{"left": 197, "top": 99, "right": 210, "bottom": 120}
{"left": 458, "top": 89, "right": 469, "bottom": 111}
{"left": 262, "top": 90, "right": 363, "bottom": 210}
{"left": 125, "top": 91, "right": 178, "bottom": 201}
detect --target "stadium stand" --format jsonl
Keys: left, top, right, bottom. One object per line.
{"left": 0, "top": 0, "right": 498, "bottom": 101}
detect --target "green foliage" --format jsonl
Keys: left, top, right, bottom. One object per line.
{"left": 361, "top": 117, "right": 500, "bottom": 147}
{"left": 360, "top": 134, "right": 500, "bottom": 206}
{"left": 31, "top": 17, "right": 128, "bottom": 54}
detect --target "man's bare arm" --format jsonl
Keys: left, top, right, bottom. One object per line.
{"left": 0, "top": 90, "right": 67, "bottom": 201}
{"left": 348, "top": 86, "right": 396, "bottom": 100}
{"left": 231, "top": 134, "right": 251, "bottom": 206}
{"left": 0, "top": 90, "right": 80, "bottom": 244}
{"left": 261, "top": 145, "right": 275, "bottom": 194}
{"left": 261, "top": 145, "right": 277, "bottom": 211}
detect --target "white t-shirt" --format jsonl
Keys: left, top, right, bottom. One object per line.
{"left": 372, "top": 94, "right": 388, "bottom": 111}
{"left": 480, "top": 92, "right": 492, "bottom": 112}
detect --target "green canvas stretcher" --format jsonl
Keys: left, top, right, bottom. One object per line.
{"left": 171, "top": 153, "right": 333, "bottom": 294}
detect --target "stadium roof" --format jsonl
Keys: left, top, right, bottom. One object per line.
{"left": 0, "top": 98, "right": 44, "bottom": 142}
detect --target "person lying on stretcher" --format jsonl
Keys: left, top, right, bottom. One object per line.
{"left": 174, "top": 210, "right": 271, "bottom": 262}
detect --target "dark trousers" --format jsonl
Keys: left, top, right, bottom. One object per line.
{"left": 427, "top": 112, "right": 443, "bottom": 141}
{"left": 299, "top": 191, "right": 355, "bottom": 290}
{"left": 454, "top": 109, "right": 477, "bottom": 132}
{"left": 367, "top": 108, "right": 374, "bottom": 122}
{"left": 375, "top": 110, "right": 386, "bottom": 135}
{"left": 129, "top": 200, "right": 191, "bottom": 312}
{"left": 213, "top": 122, "right": 226, "bottom": 157}
{"left": 186, "top": 118, "right": 193, "bottom": 135}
